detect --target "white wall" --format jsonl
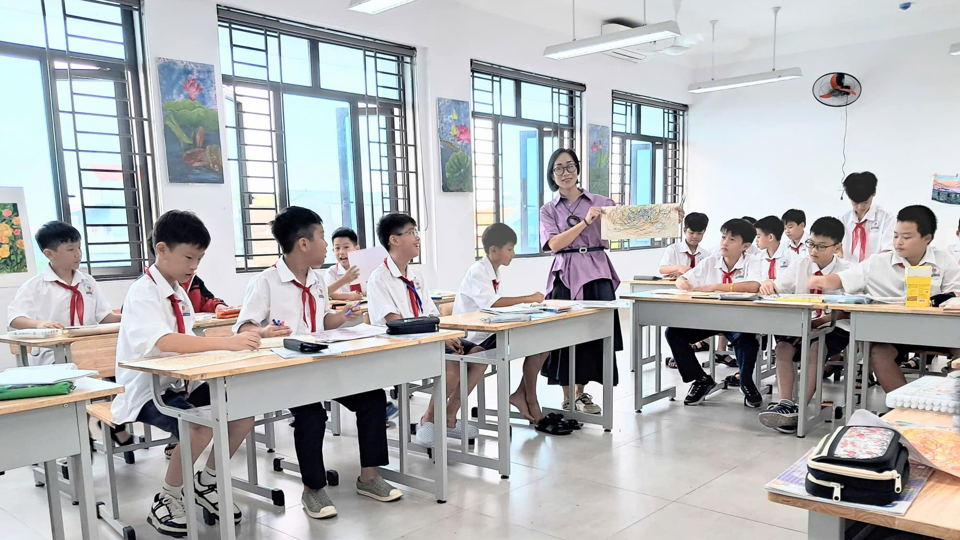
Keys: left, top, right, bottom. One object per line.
{"left": 686, "top": 28, "right": 960, "bottom": 250}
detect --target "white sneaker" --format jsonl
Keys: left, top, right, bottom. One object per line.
{"left": 414, "top": 422, "right": 436, "bottom": 447}
{"left": 576, "top": 393, "right": 601, "bottom": 414}
{"left": 446, "top": 419, "right": 479, "bottom": 440}
{"left": 147, "top": 491, "right": 187, "bottom": 537}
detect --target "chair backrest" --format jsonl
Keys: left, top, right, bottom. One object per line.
{"left": 11, "top": 334, "right": 119, "bottom": 378}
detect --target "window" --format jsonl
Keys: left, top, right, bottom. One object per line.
{"left": 471, "top": 61, "right": 582, "bottom": 258}
{"left": 610, "top": 92, "right": 686, "bottom": 250}
{"left": 219, "top": 8, "right": 419, "bottom": 271}
{"left": 0, "top": 0, "right": 154, "bottom": 278}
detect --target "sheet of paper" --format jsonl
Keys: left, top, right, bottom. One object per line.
{"left": 270, "top": 346, "right": 336, "bottom": 360}
{"left": 309, "top": 323, "right": 388, "bottom": 343}
{"left": 0, "top": 364, "right": 98, "bottom": 385}
{"left": 600, "top": 204, "right": 680, "bottom": 241}
{"left": 644, "top": 288, "right": 714, "bottom": 297}
{"left": 577, "top": 300, "right": 631, "bottom": 310}
{"left": 348, "top": 245, "right": 388, "bottom": 291}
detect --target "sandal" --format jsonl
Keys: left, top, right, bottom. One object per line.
{"left": 666, "top": 357, "right": 678, "bottom": 369}
{"left": 691, "top": 341, "right": 710, "bottom": 353}
{"left": 558, "top": 417, "right": 582, "bottom": 430}
{"left": 716, "top": 354, "right": 737, "bottom": 367}
{"left": 164, "top": 442, "right": 176, "bottom": 459}
{"left": 535, "top": 413, "right": 572, "bottom": 436}
{"left": 724, "top": 373, "right": 741, "bottom": 388}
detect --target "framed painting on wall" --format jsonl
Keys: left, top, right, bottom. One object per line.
{"left": 0, "top": 187, "right": 37, "bottom": 288}
{"left": 438, "top": 98, "right": 473, "bottom": 193}
{"left": 158, "top": 58, "right": 224, "bottom": 184}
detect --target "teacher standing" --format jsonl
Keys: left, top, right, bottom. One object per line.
{"left": 539, "top": 148, "right": 623, "bottom": 415}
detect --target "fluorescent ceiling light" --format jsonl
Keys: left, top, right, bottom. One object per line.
{"left": 688, "top": 67, "right": 803, "bottom": 93}
{"left": 951, "top": 43, "right": 960, "bottom": 55}
{"left": 544, "top": 20, "right": 681, "bottom": 60}
{"left": 347, "top": 0, "right": 419, "bottom": 15}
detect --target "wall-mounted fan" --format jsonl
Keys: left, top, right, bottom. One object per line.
{"left": 813, "top": 73, "right": 861, "bottom": 107}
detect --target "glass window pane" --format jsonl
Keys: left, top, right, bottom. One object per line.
{"left": 218, "top": 26, "right": 233, "bottom": 76}
{"left": 500, "top": 124, "right": 540, "bottom": 254}
{"left": 0, "top": 0, "right": 46, "bottom": 47}
{"left": 318, "top": 42, "right": 365, "bottom": 94}
{"left": 628, "top": 140, "right": 653, "bottom": 248}
{"left": 520, "top": 82, "right": 553, "bottom": 122}
{"left": 358, "top": 111, "right": 388, "bottom": 247}
{"left": 640, "top": 105, "right": 664, "bottom": 137}
{"left": 280, "top": 35, "right": 311, "bottom": 86}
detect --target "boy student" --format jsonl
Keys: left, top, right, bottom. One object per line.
{"left": 666, "top": 219, "right": 765, "bottom": 407}
{"left": 8, "top": 221, "right": 121, "bottom": 365}
{"left": 839, "top": 171, "right": 895, "bottom": 262}
{"left": 782, "top": 209, "right": 808, "bottom": 256}
{"left": 659, "top": 212, "right": 710, "bottom": 278}
{"left": 741, "top": 216, "right": 763, "bottom": 259}
{"left": 455, "top": 223, "right": 550, "bottom": 424}
{"left": 324, "top": 226, "right": 364, "bottom": 302}
{"left": 148, "top": 235, "right": 227, "bottom": 314}
{"left": 754, "top": 216, "right": 798, "bottom": 280}
{"left": 757, "top": 217, "right": 853, "bottom": 433}
{"left": 235, "top": 206, "right": 401, "bottom": 520}
{"left": 810, "top": 205, "right": 960, "bottom": 392}
{"left": 950, "top": 218, "right": 960, "bottom": 263}
{"left": 367, "top": 213, "right": 485, "bottom": 446}
{"left": 110, "top": 211, "right": 261, "bottom": 537}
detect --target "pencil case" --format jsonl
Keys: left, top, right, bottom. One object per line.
{"left": 216, "top": 307, "right": 241, "bottom": 319}
{"left": 0, "top": 381, "right": 75, "bottom": 401}
{"left": 283, "top": 339, "right": 328, "bottom": 354}
{"left": 386, "top": 316, "right": 440, "bottom": 335}
{"left": 805, "top": 425, "right": 909, "bottom": 506}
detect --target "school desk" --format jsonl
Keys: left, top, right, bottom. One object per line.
{"left": 0, "top": 377, "right": 123, "bottom": 540}
{"left": 622, "top": 279, "right": 676, "bottom": 374}
{"left": 767, "top": 408, "right": 960, "bottom": 540}
{"left": 621, "top": 292, "right": 837, "bottom": 437}
{"left": 120, "top": 330, "right": 462, "bottom": 540}
{"left": 434, "top": 307, "right": 616, "bottom": 478}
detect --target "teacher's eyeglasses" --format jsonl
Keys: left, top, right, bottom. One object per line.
{"left": 552, "top": 163, "right": 578, "bottom": 175}
{"left": 805, "top": 240, "right": 838, "bottom": 252}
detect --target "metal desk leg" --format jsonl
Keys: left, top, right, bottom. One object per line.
{"left": 178, "top": 417, "right": 200, "bottom": 540}
{"left": 861, "top": 342, "right": 872, "bottom": 411}
{"left": 17, "top": 345, "right": 28, "bottom": 367}
{"left": 433, "top": 347, "right": 448, "bottom": 502}
{"left": 70, "top": 403, "right": 98, "bottom": 540}
{"left": 634, "top": 306, "right": 643, "bottom": 412}
{"left": 330, "top": 401, "right": 341, "bottom": 436}
{"left": 844, "top": 339, "right": 858, "bottom": 424}
{"left": 459, "top": 359, "right": 470, "bottom": 455}
{"left": 399, "top": 382, "right": 410, "bottom": 475}
{"left": 602, "top": 332, "right": 614, "bottom": 432}
{"left": 567, "top": 344, "right": 577, "bottom": 414}
{"left": 797, "top": 319, "right": 812, "bottom": 437}
{"left": 808, "top": 512, "right": 844, "bottom": 540}
{"left": 43, "top": 461, "right": 66, "bottom": 540}
{"left": 209, "top": 379, "right": 236, "bottom": 540}
{"left": 54, "top": 344, "right": 73, "bottom": 365}
{"left": 496, "top": 351, "right": 511, "bottom": 478}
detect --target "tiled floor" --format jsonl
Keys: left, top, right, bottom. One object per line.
{"left": 1, "top": 314, "right": 880, "bottom": 540}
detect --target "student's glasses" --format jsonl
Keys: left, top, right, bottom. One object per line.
{"left": 397, "top": 229, "right": 420, "bottom": 239}
{"left": 805, "top": 240, "right": 838, "bottom": 252}
{"left": 552, "top": 163, "right": 578, "bottom": 175}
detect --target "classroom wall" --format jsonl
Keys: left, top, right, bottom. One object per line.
{"left": 686, "top": 28, "right": 960, "bottom": 250}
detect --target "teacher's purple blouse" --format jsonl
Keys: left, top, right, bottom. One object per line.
{"left": 540, "top": 189, "right": 620, "bottom": 300}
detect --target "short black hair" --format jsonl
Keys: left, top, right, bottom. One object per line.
{"left": 843, "top": 171, "right": 878, "bottom": 203}
{"left": 809, "top": 217, "right": 845, "bottom": 244}
{"left": 546, "top": 148, "right": 581, "bottom": 192}
{"left": 482, "top": 223, "right": 518, "bottom": 253}
{"left": 721, "top": 218, "right": 757, "bottom": 245}
{"left": 35, "top": 221, "right": 81, "bottom": 251}
{"left": 782, "top": 209, "right": 806, "bottom": 226}
{"left": 897, "top": 205, "right": 937, "bottom": 238}
{"left": 376, "top": 213, "right": 417, "bottom": 251}
{"left": 683, "top": 212, "right": 709, "bottom": 233}
{"left": 331, "top": 227, "right": 359, "bottom": 245}
{"left": 153, "top": 210, "right": 210, "bottom": 252}
{"left": 755, "top": 216, "right": 784, "bottom": 241}
{"left": 270, "top": 206, "right": 323, "bottom": 254}
{"left": 740, "top": 216, "right": 757, "bottom": 225}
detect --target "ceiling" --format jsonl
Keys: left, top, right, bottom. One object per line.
{"left": 448, "top": 0, "right": 960, "bottom": 66}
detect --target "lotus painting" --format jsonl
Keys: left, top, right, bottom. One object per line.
{"left": 158, "top": 58, "right": 223, "bottom": 184}
{"left": 931, "top": 173, "right": 960, "bottom": 205}
{"left": 438, "top": 98, "right": 473, "bottom": 193}
{"left": 588, "top": 124, "right": 610, "bottom": 197}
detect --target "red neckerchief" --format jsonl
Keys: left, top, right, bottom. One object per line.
{"left": 686, "top": 252, "right": 697, "bottom": 269}
{"left": 811, "top": 270, "right": 824, "bottom": 317}
{"left": 852, "top": 221, "right": 868, "bottom": 262}
{"left": 721, "top": 269, "right": 736, "bottom": 284}
{"left": 385, "top": 258, "right": 422, "bottom": 317}
{"left": 273, "top": 262, "right": 317, "bottom": 332}
{"left": 144, "top": 267, "right": 185, "bottom": 334}
{"left": 766, "top": 258, "right": 777, "bottom": 279}
{"left": 52, "top": 279, "right": 84, "bottom": 326}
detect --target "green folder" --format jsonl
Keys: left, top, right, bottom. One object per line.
{"left": 0, "top": 381, "right": 75, "bottom": 401}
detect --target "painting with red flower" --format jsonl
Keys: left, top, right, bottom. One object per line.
{"left": 438, "top": 98, "right": 473, "bottom": 193}
{"left": 158, "top": 58, "right": 224, "bottom": 184}
{"left": 588, "top": 124, "right": 610, "bottom": 197}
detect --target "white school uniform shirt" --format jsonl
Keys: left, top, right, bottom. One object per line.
{"left": 785, "top": 232, "right": 808, "bottom": 257}
{"left": 680, "top": 254, "right": 763, "bottom": 289}
{"left": 754, "top": 243, "right": 798, "bottom": 280}
{"left": 235, "top": 257, "right": 330, "bottom": 336}
{"left": 838, "top": 205, "right": 895, "bottom": 263}
{"left": 774, "top": 255, "right": 854, "bottom": 330}
{"left": 836, "top": 246, "right": 960, "bottom": 298}
{"left": 323, "top": 263, "right": 355, "bottom": 295}
{"left": 948, "top": 237, "right": 960, "bottom": 264}
{"left": 658, "top": 241, "right": 710, "bottom": 271}
{"left": 111, "top": 265, "right": 195, "bottom": 425}
{"left": 366, "top": 256, "right": 438, "bottom": 326}
{"left": 453, "top": 257, "right": 501, "bottom": 343}
{"left": 8, "top": 266, "right": 113, "bottom": 365}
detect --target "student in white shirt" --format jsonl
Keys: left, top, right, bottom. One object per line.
{"left": 367, "top": 213, "right": 485, "bottom": 446}
{"left": 757, "top": 217, "right": 853, "bottom": 433}
{"left": 838, "top": 172, "right": 895, "bottom": 263}
{"left": 455, "top": 223, "right": 556, "bottom": 429}
{"left": 659, "top": 212, "right": 711, "bottom": 278}
{"left": 666, "top": 219, "right": 764, "bottom": 408}
{"left": 811, "top": 205, "right": 960, "bottom": 392}
{"left": 110, "top": 211, "right": 260, "bottom": 538}
{"left": 236, "top": 206, "right": 399, "bottom": 520}
{"left": 782, "top": 209, "right": 808, "bottom": 256}
{"left": 323, "top": 227, "right": 363, "bottom": 301}
{"left": 754, "top": 216, "right": 798, "bottom": 280}
{"left": 8, "top": 221, "right": 120, "bottom": 365}
{"left": 740, "top": 216, "right": 763, "bottom": 259}
{"left": 950, "top": 219, "right": 960, "bottom": 263}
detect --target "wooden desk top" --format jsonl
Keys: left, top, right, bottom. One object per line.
{"left": 0, "top": 377, "right": 123, "bottom": 416}
{"left": 620, "top": 291, "right": 813, "bottom": 310}
{"left": 329, "top": 295, "right": 454, "bottom": 308}
{"left": 0, "top": 316, "right": 237, "bottom": 348}
{"left": 767, "top": 409, "right": 960, "bottom": 540}
{"left": 822, "top": 303, "right": 960, "bottom": 317}
{"left": 194, "top": 316, "right": 239, "bottom": 328}
{"left": 439, "top": 306, "right": 605, "bottom": 332}
{"left": 119, "top": 329, "right": 464, "bottom": 381}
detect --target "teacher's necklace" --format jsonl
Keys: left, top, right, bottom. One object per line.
{"left": 561, "top": 193, "right": 584, "bottom": 228}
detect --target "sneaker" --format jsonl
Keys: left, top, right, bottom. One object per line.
{"left": 147, "top": 492, "right": 187, "bottom": 538}
{"left": 356, "top": 475, "right": 403, "bottom": 502}
{"left": 575, "top": 393, "right": 601, "bottom": 414}
{"left": 385, "top": 401, "right": 399, "bottom": 426}
{"left": 446, "top": 419, "right": 479, "bottom": 440}
{"left": 414, "top": 422, "right": 436, "bottom": 447}
{"left": 302, "top": 488, "right": 337, "bottom": 519}
{"left": 741, "top": 381, "right": 764, "bottom": 409}
{"left": 194, "top": 472, "right": 241, "bottom": 524}
{"left": 758, "top": 399, "right": 799, "bottom": 433}
{"left": 683, "top": 376, "right": 717, "bottom": 406}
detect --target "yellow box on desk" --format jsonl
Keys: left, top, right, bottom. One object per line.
{"left": 905, "top": 265, "right": 932, "bottom": 307}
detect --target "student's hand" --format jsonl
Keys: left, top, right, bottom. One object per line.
{"left": 260, "top": 324, "right": 293, "bottom": 338}
{"left": 345, "top": 291, "right": 364, "bottom": 301}
{"left": 676, "top": 278, "right": 692, "bottom": 291}
{"left": 807, "top": 275, "right": 827, "bottom": 291}
{"left": 675, "top": 206, "right": 685, "bottom": 221}
{"left": 226, "top": 332, "right": 261, "bottom": 351}
{"left": 214, "top": 304, "right": 230, "bottom": 314}
{"left": 759, "top": 280, "right": 778, "bottom": 296}
{"left": 340, "top": 303, "right": 362, "bottom": 322}
{"left": 344, "top": 265, "right": 360, "bottom": 282}
{"left": 445, "top": 338, "right": 464, "bottom": 355}
{"left": 38, "top": 321, "right": 65, "bottom": 330}
{"left": 676, "top": 266, "right": 692, "bottom": 275}
{"left": 812, "top": 316, "right": 831, "bottom": 329}
{"left": 584, "top": 206, "right": 603, "bottom": 225}
{"left": 528, "top": 292, "right": 545, "bottom": 303}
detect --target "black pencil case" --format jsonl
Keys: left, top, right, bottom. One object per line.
{"left": 386, "top": 316, "right": 440, "bottom": 335}
{"left": 283, "top": 339, "right": 328, "bottom": 354}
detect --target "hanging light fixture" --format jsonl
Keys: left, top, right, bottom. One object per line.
{"left": 347, "top": 0, "right": 419, "bottom": 15}
{"left": 688, "top": 7, "right": 802, "bottom": 93}
{"left": 544, "top": 0, "right": 681, "bottom": 60}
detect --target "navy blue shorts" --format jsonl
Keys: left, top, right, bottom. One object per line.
{"left": 136, "top": 383, "right": 210, "bottom": 440}
{"left": 476, "top": 335, "right": 496, "bottom": 350}
{"left": 775, "top": 329, "right": 850, "bottom": 361}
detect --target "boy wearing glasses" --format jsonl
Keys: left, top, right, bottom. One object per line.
{"left": 367, "top": 213, "right": 486, "bottom": 447}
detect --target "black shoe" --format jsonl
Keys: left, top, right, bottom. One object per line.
{"left": 684, "top": 376, "right": 717, "bottom": 406}
{"left": 758, "top": 399, "right": 799, "bottom": 433}
{"left": 741, "top": 381, "right": 763, "bottom": 408}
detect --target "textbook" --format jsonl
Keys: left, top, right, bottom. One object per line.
{"left": 0, "top": 363, "right": 97, "bottom": 386}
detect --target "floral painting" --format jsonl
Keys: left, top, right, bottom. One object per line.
{"left": 0, "top": 188, "right": 36, "bottom": 287}
{"left": 438, "top": 98, "right": 472, "bottom": 192}
{"left": 158, "top": 58, "right": 223, "bottom": 184}
{"left": 588, "top": 124, "right": 610, "bottom": 197}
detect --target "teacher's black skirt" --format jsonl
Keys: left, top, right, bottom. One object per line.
{"left": 540, "top": 275, "right": 623, "bottom": 386}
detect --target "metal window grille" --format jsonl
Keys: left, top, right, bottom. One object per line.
{"left": 219, "top": 8, "right": 419, "bottom": 271}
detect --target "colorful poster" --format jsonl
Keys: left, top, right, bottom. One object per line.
{"left": 438, "top": 98, "right": 472, "bottom": 192}
{"left": 931, "top": 173, "right": 960, "bottom": 205}
{"left": 157, "top": 58, "right": 223, "bottom": 184}
{"left": 588, "top": 124, "right": 610, "bottom": 197}
{"left": 600, "top": 204, "right": 680, "bottom": 240}
{"left": 0, "top": 187, "right": 36, "bottom": 288}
